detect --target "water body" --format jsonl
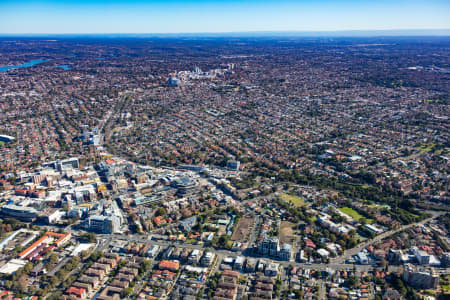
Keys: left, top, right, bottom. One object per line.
{"left": 56, "top": 65, "right": 71, "bottom": 70}
{"left": 0, "top": 59, "right": 49, "bottom": 72}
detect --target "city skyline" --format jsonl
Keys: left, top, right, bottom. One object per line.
{"left": 1, "top": 0, "right": 450, "bottom": 34}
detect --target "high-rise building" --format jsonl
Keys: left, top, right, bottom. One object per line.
{"left": 403, "top": 264, "right": 439, "bottom": 289}
{"left": 227, "top": 160, "right": 240, "bottom": 171}
{"left": 441, "top": 253, "right": 450, "bottom": 267}
{"left": 168, "top": 76, "right": 180, "bottom": 86}
{"left": 88, "top": 215, "right": 120, "bottom": 234}
{"left": 258, "top": 235, "right": 292, "bottom": 261}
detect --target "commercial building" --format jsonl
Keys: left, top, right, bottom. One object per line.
{"left": 0, "top": 135, "right": 15, "bottom": 143}
{"left": 0, "top": 259, "right": 27, "bottom": 275}
{"left": 234, "top": 256, "right": 245, "bottom": 271}
{"left": 38, "top": 208, "right": 65, "bottom": 224}
{"left": 245, "top": 258, "right": 257, "bottom": 272}
{"left": 168, "top": 76, "right": 180, "bottom": 86}
{"left": 412, "top": 246, "right": 430, "bottom": 265}
{"left": 188, "top": 249, "right": 201, "bottom": 265}
{"left": 88, "top": 215, "right": 121, "bottom": 234}
{"left": 0, "top": 204, "right": 38, "bottom": 222}
{"left": 403, "top": 264, "right": 439, "bottom": 289}
{"left": 356, "top": 252, "right": 369, "bottom": 265}
{"left": 146, "top": 245, "right": 160, "bottom": 258}
{"left": 171, "top": 177, "right": 199, "bottom": 196}
{"left": 43, "top": 157, "right": 79, "bottom": 171}
{"left": 226, "top": 160, "right": 240, "bottom": 171}
{"left": 265, "top": 262, "right": 279, "bottom": 277}
{"left": 200, "top": 252, "right": 215, "bottom": 267}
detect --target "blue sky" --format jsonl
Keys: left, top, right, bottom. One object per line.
{"left": 0, "top": 0, "right": 449, "bottom": 34}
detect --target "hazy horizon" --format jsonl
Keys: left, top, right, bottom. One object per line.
{"left": 1, "top": 29, "right": 450, "bottom": 38}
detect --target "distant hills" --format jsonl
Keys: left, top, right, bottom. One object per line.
{"left": 1, "top": 29, "right": 449, "bottom": 38}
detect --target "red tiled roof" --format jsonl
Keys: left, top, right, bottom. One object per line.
{"left": 158, "top": 260, "right": 179, "bottom": 271}
{"left": 66, "top": 286, "right": 86, "bottom": 296}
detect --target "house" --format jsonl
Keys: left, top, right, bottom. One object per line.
{"left": 78, "top": 275, "right": 101, "bottom": 288}
{"left": 383, "top": 289, "right": 403, "bottom": 300}
{"left": 120, "top": 267, "right": 139, "bottom": 277}
{"left": 65, "top": 286, "right": 87, "bottom": 300}
{"left": 179, "top": 216, "right": 197, "bottom": 231}
{"left": 72, "top": 282, "right": 92, "bottom": 294}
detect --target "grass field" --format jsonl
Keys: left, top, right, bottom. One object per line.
{"left": 231, "top": 216, "right": 254, "bottom": 242}
{"left": 418, "top": 142, "right": 435, "bottom": 152}
{"left": 280, "top": 193, "right": 305, "bottom": 207}
{"left": 339, "top": 207, "right": 373, "bottom": 223}
{"left": 280, "top": 221, "right": 295, "bottom": 244}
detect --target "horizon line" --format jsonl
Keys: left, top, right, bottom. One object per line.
{"left": 1, "top": 29, "right": 450, "bottom": 37}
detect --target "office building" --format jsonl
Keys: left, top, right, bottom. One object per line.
{"left": 88, "top": 215, "right": 121, "bottom": 234}
{"left": 226, "top": 160, "right": 240, "bottom": 171}
{"left": 171, "top": 177, "right": 199, "bottom": 196}
{"left": 1, "top": 205, "right": 38, "bottom": 222}
{"left": 403, "top": 264, "right": 438, "bottom": 289}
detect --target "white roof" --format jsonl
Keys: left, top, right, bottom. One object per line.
{"left": 0, "top": 135, "right": 15, "bottom": 140}
{"left": 317, "top": 248, "right": 330, "bottom": 257}
{"left": 71, "top": 243, "right": 94, "bottom": 256}
{"left": 0, "top": 259, "right": 27, "bottom": 274}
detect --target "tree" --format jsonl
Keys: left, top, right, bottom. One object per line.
{"left": 380, "top": 258, "right": 388, "bottom": 270}
{"left": 70, "top": 255, "right": 81, "bottom": 265}
{"left": 82, "top": 232, "right": 97, "bottom": 243}
{"left": 17, "top": 274, "right": 28, "bottom": 293}
{"left": 121, "top": 287, "right": 133, "bottom": 298}
{"left": 155, "top": 207, "right": 167, "bottom": 217}
{"left": 4, "top": 280, "right": 12, "bottom": 289}
{"left": 50, "top": 276, "right": 59, "bottom": 287}
{"left": 49, "top": 253, "right": 58, "bottom": 264}
{"left": 24, "top": 262, "right": 33, "bottom": 273}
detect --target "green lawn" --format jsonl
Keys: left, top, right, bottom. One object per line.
{"left": 338, "top": 207, "right": 373, "bottom": 223}
{"left": 280, "top": 193, "right": 305, "bottom": 207}
{"left": 442, "top": 285, "right": 450, "bottom": 291}
{"left": 0, "top": 141, "right": 4, "bottom": 146}
{"left": 418, "top": 142, "right": 435, "bottom": 152}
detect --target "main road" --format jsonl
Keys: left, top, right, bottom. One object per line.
{"left": 99, "top": 210, "right": 447, "bottom": 274}
{"left": 104, "top": 235, "right": 385, "bottom": 273}
{"left": 333, "top": 211, "right": 445, "bottom": 264}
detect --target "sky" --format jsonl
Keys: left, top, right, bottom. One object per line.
{"left": 0, "top": 0, "right": 449, "bottom": 34}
